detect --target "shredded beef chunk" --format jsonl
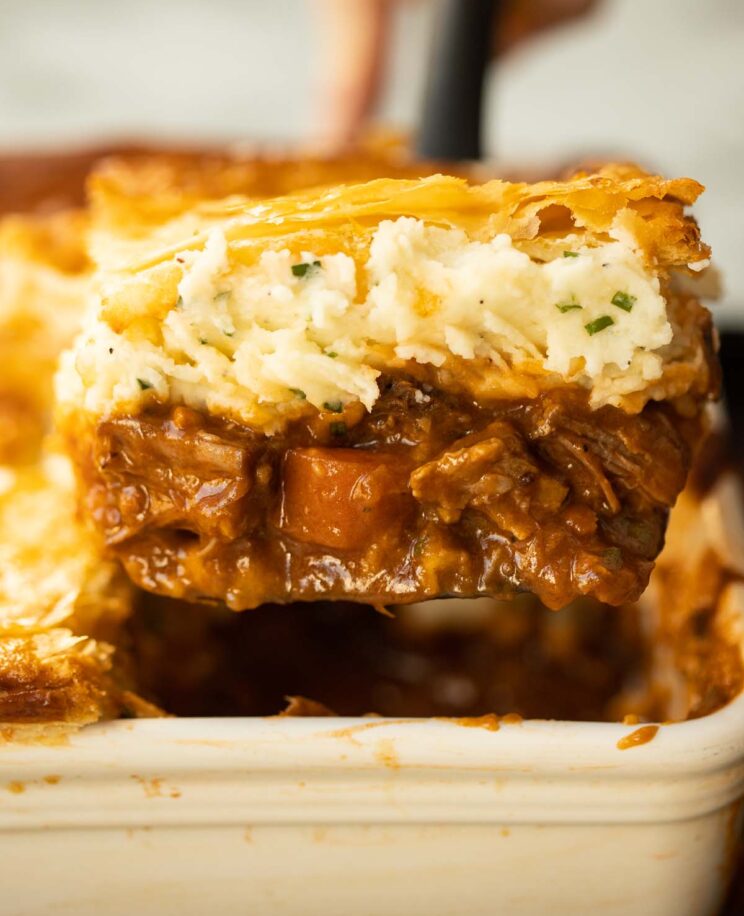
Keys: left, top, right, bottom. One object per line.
{"left": 82, "top": 378, "right": 695, "bottom": 610}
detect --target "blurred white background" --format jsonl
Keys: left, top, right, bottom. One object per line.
{"left": 1, "top": 0, "right": 742, "bottom": 317}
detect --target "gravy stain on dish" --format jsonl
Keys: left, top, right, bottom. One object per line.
{"left": 130, "top": 775, "right": 181, "bottom": 799}
{"left": 501, "top": 713, "right": 524, "bottom": 726}
{"left": 442, "top": 713, "right": 524, "bottom": 732}
{"left": 322, "top": 719, "right": 414, "bottom": 745}
{"left": 5, "top": 776, "right": 63, "bottom": 794}
{"left": 0, "top": 724, "right": 70, "bottom": 746}
{"left": 374, "top": 738, "right": 400, "bottom": 769}
{"left": 617, "top": 725, "right": 659, "bottom": 750}
{"left": 455, "top": 714, "right": 500, "bottom": 731}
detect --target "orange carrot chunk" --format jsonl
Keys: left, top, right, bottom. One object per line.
{"left": 280, "top": 448, "right": 409, "bottom": 550}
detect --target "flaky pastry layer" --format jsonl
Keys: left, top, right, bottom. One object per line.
{"left": 58, "top": 165, "right": 715, "bottom": 435}
{"left": 0, "top": 457, "right": 133, "bottom": 724}
{"left": 0, "top": 210, "right": 90, "bottom": 463}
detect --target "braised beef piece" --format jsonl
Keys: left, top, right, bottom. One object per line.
{"left": 80, "top": 377, "right": 695, "bottom": 611}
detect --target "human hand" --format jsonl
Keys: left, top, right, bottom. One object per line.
{"left": 313, "top": 0, "right": 599, "bottom": 150}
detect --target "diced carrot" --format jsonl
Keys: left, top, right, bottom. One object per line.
{"left": 280, "top": 448, "right": 409, "bottom": 550}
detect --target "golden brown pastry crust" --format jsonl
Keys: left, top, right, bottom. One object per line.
{"left": 0, "top": 210, "right": 90, "bottom": 464}
{"left": 611, "top": 463, "right": 744, "bottom": 722}
{"left": 92, "top": 163, "right": 708, "bottom": 275}
{"left": 88, "top": 141, "right": 462, "bottom": 237}
{"left": 0, "top": 461, "right": 134, "bottom": 725}
{"left": 71, "top": 163, "right": 715, "bottom": 430}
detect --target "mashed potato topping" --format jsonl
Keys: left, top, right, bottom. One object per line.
{"left": 59, "top": 217, "right": 676, "bottom": 425}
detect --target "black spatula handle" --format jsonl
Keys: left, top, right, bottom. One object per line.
{"left": 416, "top": 0, "right": 499, "bottom": 161}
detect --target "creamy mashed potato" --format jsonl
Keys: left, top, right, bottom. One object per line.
{"left": 60, "top": 219, "right": 676, "bottom": 422}
{"left": 57, "top": 167, "right": 713, "bottom": 430}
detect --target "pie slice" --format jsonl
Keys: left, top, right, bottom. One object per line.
{"left": 57, "top": 164, "right": 718, "bottom": 610}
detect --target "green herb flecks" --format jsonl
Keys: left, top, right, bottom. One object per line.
{"left": 175, "top": 296, "right": 184, "bottom": 308}
{"left": 292, "top": 260, "right": 321, "bottom": 278}
{"left": 323, "top": 400, "right": 343, "bottom": 413}
{"left": 325, "top": 351, "right": 338, "bottom": 359}
{"left": 137, "top": 378, "right": 153, "bottom": 391}
{"left": 289, "top": 388, "right": 307, "bottom": 400}
{"left": 611, "top": 291, "right": 636, "bottom": 312}
{"left": 330, "top": 421, "right": 347, "bottom": 437}
{"left": 562, "top": 251, "right": 579, "bottom": 258}
{"left": 585, "top": 315, "right": 615, "bottom": 336}
{"left": 555, "top": 300, "right": 582, "bottom": 313}
{"left": 199, "top": 337, "right": 208, "bottom": 345}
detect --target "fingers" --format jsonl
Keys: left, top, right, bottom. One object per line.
{"left": 311, "top": 0, "right": 600, "bottom": 152}
{"left": 312, "top": 0, "right": 394, "bottom": 151}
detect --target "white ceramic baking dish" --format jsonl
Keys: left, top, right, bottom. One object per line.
{"left": 1, "top": 473, "right": 743, "bottom": 916}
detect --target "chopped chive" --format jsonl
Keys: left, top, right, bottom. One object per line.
{"left": 585, "top": 315, "right": 615, "bottom": 336}
{"left": 602, "top": 546, "right": 623, "bottom": 570}
{"left": 289, "top": 388, "right": 306, "bottom": 400}
{"left": 199, "top": 337, "right": 208, "bottom": 345}
{"left": 291, "top": 260, "right": 321, "bottom": 278}
{"left": 563, "top": 251, "right": 579, "bottom": 258}
{"left": 214, "top": 291, "right": 231, "bottom": 303}
{"left": 325, "top": 350, "right": 338, "bottom": 359}
{"left": 330, "top": 421, "right": 347, "bottom": 437}
{"left": 323, "top": 400, "right": 343, "bottom": 413}
{"left": 555, "top": 301, "right": 583, "bottom": 313}
{"left": 223, "top": 329, "right": 234, "bottom": 337}
{"left": 137, "top": 378, "right": 153, "bottom": 391}
{"left": 611, "top": 291, "right": 636, "bottom": 312}
{"left": 175, "top": 296, "right": 184, "bottom": 308}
